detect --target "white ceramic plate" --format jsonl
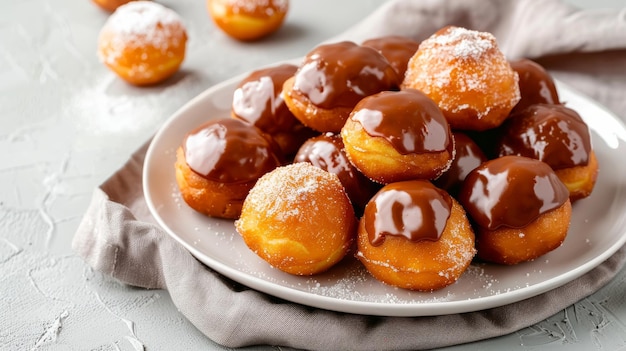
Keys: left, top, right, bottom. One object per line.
{"left": 143, "top": 69, "right": 626, "bottom": 317}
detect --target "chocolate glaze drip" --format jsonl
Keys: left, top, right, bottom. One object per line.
{"left": 498, "top": 104, "right": 591, "bottom": 169}
{"left": 292, "top": 41, "right": 399, "bottom": 109}
{"left": 435, "top": 132, "right": 487, "bottom": 196}
{"left": 294, "top": 133, "right": 378, "bottom": 212}
{"left": 183, "top": 118, "right": 281, "bottom": 183}
{"left": 510, "top": 58, "right": 559, "bottom": 113}
{"left": 364, "top": 180, "right": 452, "bottom": 246}
{"left": 351, "top": 89, "right": 451, "bottom": 154}
{"left": 459, "top": 155, "right": 569, "bottom": 230}
{"left": 362, "top": 35, "right": 420, "bottom": 78}
{"left": 232, "top": 64, "right": 299, "bottom": 134}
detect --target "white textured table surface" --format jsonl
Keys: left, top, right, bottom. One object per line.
{"left": 1, "top": 0, "right": 625, "bottom": 350}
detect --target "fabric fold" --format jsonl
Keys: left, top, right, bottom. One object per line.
{"left": 332, "top": 0, "right": 626, "bottom": 59}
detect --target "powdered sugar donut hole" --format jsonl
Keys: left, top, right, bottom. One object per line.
{"left": 402, "top": 26, "right": 520, "bottom": 131}
{"left": 207, "top": 0, "right": 289, "bottom": 41}
{"left": 97, "top": 1, "right": 188, "bottom": 86}
{"left": 236, "top": 162, "right": 357, "bottom": 275}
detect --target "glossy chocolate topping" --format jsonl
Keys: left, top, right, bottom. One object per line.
{"left": 435, "top": 132, "right": 487, "bottom": 195}
{"left": 232, "top": 64, "right": 299, "bottom": 134}
{"left": 362, "top": 35, "right": 420, "bottom": 78}
{"left": 292, "top": 41, "right": 399, "bottom": 109}
{"left": 459, "top": 155, "right": 569, "bottom": 230}
{"left": 498, "top": 104, "right": 591, "bottom": 169}
{"left": 364, "top": 180, "right": 452, "bottom": 246}
{"left": 294, "top": 133, "right": 377, "bottom": 211}
{"left": 510, "top": 58, "right": 559, "bottom": 113}
{"left": 351, "top": 89, "right": 451, "bottom": 154}
{"left": 183, "top": 118, "right": 281, "bottom": 183}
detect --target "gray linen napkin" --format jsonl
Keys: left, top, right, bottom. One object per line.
{"left": 73, "top": 0, "right": 626, "bottom": 350}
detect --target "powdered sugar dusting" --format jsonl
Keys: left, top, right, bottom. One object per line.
{"left": 403, "top": 26, "right": 520, "bottom": 121}
{"left": 246, "top": 163, "right": 319, "bottom": 221}
{"left": 403, "top": 27, "right": 499, "bottom": 100}
{"left": 98, "top": 1, "right": 186, "bottom": 65}
{"left": 105, "top": 2, "right": 185, "bottom": 39}
{"left": 239, "top": 162, "right": 348, "bottom": 228}
{"left": 428, "top": 26, "right": 495, "bottom": 60}
{"left": 304, "top": 263, "right": 455, "bottom": 303}
{"left": 225, "top": 0, "right": 288, "bottom": 16}
{"left": 441, "top": 219, "right": 477, "bottom": 275}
